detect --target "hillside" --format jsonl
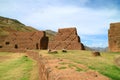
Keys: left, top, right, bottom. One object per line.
{"left": 85, "top": 46, "right": 108, "bottom": 52}
{"left": 0, "top": 16, "right": 37, "bottom": 36}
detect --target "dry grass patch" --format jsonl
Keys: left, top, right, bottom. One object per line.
{"left": 0, "top": 52, "right": 38, "bottom": 80}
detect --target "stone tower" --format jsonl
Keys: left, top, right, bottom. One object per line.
{"left": 108, "top": 22, "right": 120, "bottom": 52}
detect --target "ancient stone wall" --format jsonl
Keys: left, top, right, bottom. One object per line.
{"left": 108, "top": 23, "right": 120, "bottom": 52}
{"left": 48, "top": 27, "right": 84, "bottom": 50}
{"left": 0, "top": 31, "right": 48, "bottom": 52}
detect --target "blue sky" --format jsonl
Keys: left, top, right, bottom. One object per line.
{"left": 0, "top": 0, "right": 120, "bottom": 47}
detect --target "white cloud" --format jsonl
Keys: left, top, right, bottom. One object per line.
{"left": 21, "top": 5, "right": 117, "bottom": 35}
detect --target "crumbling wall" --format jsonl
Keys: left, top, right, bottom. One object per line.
{"left": 0, "top": 31, "right": 48, "bottom": 52}
{"left": 48, "top": 27, "right": 84, "bottom": 50}
{"left": 108, "top": 23, "right": 120, "bottom": 52}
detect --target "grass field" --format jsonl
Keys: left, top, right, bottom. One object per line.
{"left": 0, "top": 50, "right": 120, "bottom": 80}
{"left": 39, "top": 50, "right": 120, "bottom": 80}
{"left": 0, "top": 52, "right": 39, "bottom": 80}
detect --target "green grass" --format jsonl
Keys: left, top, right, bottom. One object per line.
{"left": 40, "top": 50, "right": 120, "bottom": 80}
{"left": 58, "top": 66, "right": 67, "bottom": 69}
{"left": 0, "top": 52, "right": 38, "bottom": 80}
{"left": 59, "top": 62, "right": 84, "bottom": 71}
{"left": 89, "top": 65, "right": 120, "bottom": 80}
{"left": 75, "top": 67, "right": 83, "bottom": 72}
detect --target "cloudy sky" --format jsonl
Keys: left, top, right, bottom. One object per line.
{"left": 0, "top": 0, "right": 120, "bottom": 47}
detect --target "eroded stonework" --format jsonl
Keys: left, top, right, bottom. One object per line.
{"left": 0, "top": 31, "right": 48, "bottom": 52}
{"left": 48, "top": 28, "right": 85, "bottom": 50}
{"left": 108, "top": 23, "right": 120, "bottom": 52}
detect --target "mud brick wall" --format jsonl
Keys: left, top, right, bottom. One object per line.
{"left": 0, "top": 31, "right": 48, "bottom": 52}
{"left": 108, "top": 23, "right": 120, "bottom": 52}
{"left": 48, "top": 27, "right": 84, "bottom": 50}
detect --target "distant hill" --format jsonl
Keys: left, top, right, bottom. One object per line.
{"left": 84, "top": 46, "right": 93, "bottom": 51}
{"left": 0, "top": 16, "right": 37, "bottom": 36}
{"left": 85, "top": 46, "right": 108, "bottom": 52}
{"left": 91, "top": 47, "right": 108, "bottom": 52}
{"left": 45, "top": 30, "right": 57, "bottom": 41}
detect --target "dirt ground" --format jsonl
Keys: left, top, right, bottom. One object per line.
{"left": 0, "top": 53, "right": 23, "bottom": 62}
{"left": 0, "top": 56, "right": 11, "bottom": 62}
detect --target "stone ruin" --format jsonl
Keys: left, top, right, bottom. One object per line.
{"left": 0, "top": 27, "right": 85, "bottom": 52}
{"left": 108, "top": 22, "right": 120, "bottom": 52}
{"left": 48, "top": 27, "right": 85, "bottom": 50}
{"left": 0, "top": 31, "right": 48, "bottom": 52}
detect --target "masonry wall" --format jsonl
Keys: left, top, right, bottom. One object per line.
{"left": 0, "top": 31, "right": 48, "bottom": 52}
{"left": 108, "top": 23, "right": 120, "bottom": 52}
{"left": 48, "top": 28, "right": 85, "bottom": 50}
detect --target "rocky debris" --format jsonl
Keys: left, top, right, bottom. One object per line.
{"left": 92, "top": 51, "right": 101, "bottom": 56}
{"left": 62, "top": 49, "right": 67, "bottom": 53}
{"left": 48, "top": 49, "right": 58, "bottom": 54}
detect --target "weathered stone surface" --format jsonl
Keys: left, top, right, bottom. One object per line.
{"left": 0, "top": 31, "right": 48, "bottom": 52}
{"left": 48, "top": 27, "right": 85, "bottom": 50}
{"left": 108, "top": 23, "right": 120, "bottom": 52}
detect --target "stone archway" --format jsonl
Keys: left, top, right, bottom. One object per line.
{"left": 40, "top": 37, "right": 48, "bottom": 49}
